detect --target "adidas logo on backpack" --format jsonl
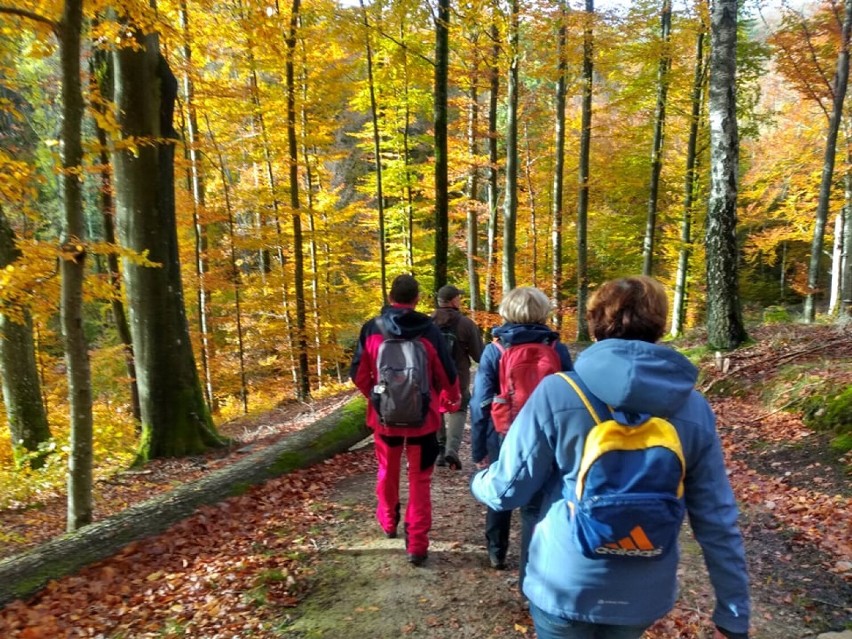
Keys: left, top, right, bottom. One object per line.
{"left": 491, "top": 339, "right": 562, "bottom": 435}
{"left": 558, "top": 373, "right": 686, "bottom": 561}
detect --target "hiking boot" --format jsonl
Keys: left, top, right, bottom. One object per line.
{"left": 407, "top": 552, "right": 428, "bottom": 566}
{"left": 444, "top": 451, "right": 462, "bottom": 471}
{"left": 436, "top": 446, "right": 447, "bottom": 467}
{"left": 489, "top": 553, "right": 507, "bottom": 570}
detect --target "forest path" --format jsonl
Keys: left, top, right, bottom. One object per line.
{"left": 1, "top": 324, "right": 851, "bottom": 639}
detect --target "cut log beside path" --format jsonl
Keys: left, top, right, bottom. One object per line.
{"left": 0, "top": 394, "right": 369, "bottom": 607}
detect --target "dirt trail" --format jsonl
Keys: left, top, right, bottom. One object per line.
{"left": 278, "top": 429, "right": 838, "bottom": 639}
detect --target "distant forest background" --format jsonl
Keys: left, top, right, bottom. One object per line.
{"left": 1, "top": 0, "right": 851, "bottom": 523}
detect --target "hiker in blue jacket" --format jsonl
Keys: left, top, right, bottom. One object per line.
{"left": 469, "top": 286, "right": 573, "bottom": 582}
{"left": 471, "top": 276, "right": 750, "bottom": 639}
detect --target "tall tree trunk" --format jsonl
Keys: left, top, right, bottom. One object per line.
{"left": 179, "top": 0, "right": 215, "bottom": 412}
{"left": 576, "top": 0, "right": 594, "bottom": 342}
{"left": 524, "top": 122, "right": 538, "bottom": 286}
{"left": 434, "top": 0, "right": 450, "bottom": 292}
{"left": 59, "top": 0, "right": 94, "bottom": 531}
{"left": 300, "top": 33, "right": 324, "bottom": 386}
{"left": 0, "top": 206, "right": 51, "bottom": 469}
{"left": 842, "top": 146, "right": 852, "bottom": 317}
{"left": 502, "top": 0, "right": 519, "bottom": 294}
{"left": 706, "top": 0, "right": 746, "bottom": 349}
{"left": 642, "top": 0, "right": 672, "bottom": 276}
{"left": 485, "top": 6, "right": 500, "bottom": 311}
{"left": 285, "top": 0, "right": 310, "bottom": 401}
{"left": 552, "top": 0, "right": 568, "bottom": 331}
{"left": 205, "top": 117, "right": 249, "bottom": 413}
{"left": 671, "top": 18, "right": 707, "bottom": 337}
{"left": 466, "top": 70, "right": 482, "bottom": 311}
{"left": 90, "top": 27, "right": 142, "bottom": 424}
{"left": 360, "top": 0, "right": 388, "bottom": 303}
{"left": 113, "top": 33, "right": 223, "bottom": 461}
{"left": 804, "top": 0, "right": 852, "bottom": 322}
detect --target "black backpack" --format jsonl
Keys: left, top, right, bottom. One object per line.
{"left": 436, "top": 314, "right": 461, "bottom": 359}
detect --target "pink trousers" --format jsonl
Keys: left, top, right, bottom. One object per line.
{"left": 373, "top": 433, "right": 438, "bottom": 555}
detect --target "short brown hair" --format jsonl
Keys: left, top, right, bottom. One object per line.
{"left": 389, "top": 274, "right": 420, "bottom": 304}
{"left": 586, "top": 276, "right": 668, "bottom": 343}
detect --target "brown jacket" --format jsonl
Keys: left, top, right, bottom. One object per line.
{"left": 431, "top": 307, "right": 484, "bottom": 394}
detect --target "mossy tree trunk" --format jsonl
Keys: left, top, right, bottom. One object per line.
{"left": 0, "top": 396, "right": 370, "bottom": 607}
{"left": 112, "top": 32, "right": 223, "bottom": 461}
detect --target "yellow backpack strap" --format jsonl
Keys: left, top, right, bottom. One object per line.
{"left": 556, "top": 373, "right": 602, "bottom": 424}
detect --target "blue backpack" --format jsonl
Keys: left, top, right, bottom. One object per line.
{"left": 558, "top": 373, "right": 686, "bottom": 560}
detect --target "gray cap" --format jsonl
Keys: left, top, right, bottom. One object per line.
{"left": 437, "top": 285, "right": 462, "bottom": 303}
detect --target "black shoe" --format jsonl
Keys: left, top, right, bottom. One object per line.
{"left": 444, "top": 451, "right": 462, "bottom": 471}
{"left": 436, "top": 447, "right": 447, "bottom": 467}
{"left": 407, "top": 552, "right": 428, "bottom": 566}
{"left": 489, "top": 553, "right": 507, "bottom": 570}
{"left": 384, "top": 529, "right": 397, "bottom": 539}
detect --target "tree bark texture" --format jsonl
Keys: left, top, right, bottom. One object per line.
{"left": 804, "top": 0, "right": 852, "bottom": 322}
{"left": 59, "top": 0, "right": 94, "bottom": 531}
{"left": 576, "top": 0, "right": 594, "bottom": 342}
{"left": 642, "top": 0, "right": 672, "bottom": 277}
{"left": 552, "top": 0, "right": 568, "bottom": 330}
{"left": 0, "top": 207, "right": 51, "bottom": 467}
{"left": 112, "top": 39, "right": 222, "bottom": 460}
{"left": 672, "top": 19, "right": 707, "bottom": 337}
{"left": 706, "top": 0, "right": 746, "bottom": 349}
{"left": 485, "top": 10, "right": 500, "bottom": 312}
{"left": 0, "top": 395, "right": 370, "bottom": 607}
{"left": 434, "top": 0, "right": 450, "bottom": 292}
{"left": 502, "top": 0, "right": 520, "bottom": 295}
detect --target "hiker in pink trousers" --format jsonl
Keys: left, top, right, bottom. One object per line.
{"left": 350, "top": 275, "right": 459, "bottom": 566}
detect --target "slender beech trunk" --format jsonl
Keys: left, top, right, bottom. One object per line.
{"left": 672, "top": 18, "right": 707, "bottom": 337}
{"left": 300, "top": 33, "right": 324, "bottom": 386}
{"left": 552, "top": 0, "right": 568, "bottom": 330}
{"left": 805, "top": 0, "right": 852, "bottom": 322}
{"left": 205, "top": 117, "right": 249, "bottom": 413}
{"left": 502, "top": 0, "right": 519, "bottom": 295}
{"left": 466, "top": 62, "right": 482, "bottom": 310}
{"left": 642, "top": 0, "right": 672, "bottom": 276}
{"left": 59, "top": 0, "right": 93, "bottom": 531}
{"left": 434, "top": 0, "right": 450, "bottom": 292}
{"left": 485, "top": 5, "right": 501, "bottom": 311}
{"left": 524, "top": 122, "right": 538, "bottom": 286}
{"left": 842, "top": 145, "right": 852, "bottom": 316}
{"left": 284, "top": 0, "right": 310, "bottom": 401}
{"left": 706, "top": 0, "right": 746, "bottom": 348}
{"left": 360, "top": 0, "right": 388, "bottom": 303}
{"left": 179, "top": 0, "right": 215, "bottom": 411}
{"left": 401, "top": 19, "right": 415, "bottom": 271}
{"left": 576, "top": 0, "right": 594, "bottom": 342}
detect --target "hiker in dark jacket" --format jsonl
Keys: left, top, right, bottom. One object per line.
{"left": 350, "top": 274, "right": 460, "bottom": 566}
{"left": 469, "top": 286, "right": 573, "bottom": 581}
{"left": 471, "top": 276, "right": 750, "bottom": 639}
{"left": 431, "top": 284, "right": 484, "bottom": 470}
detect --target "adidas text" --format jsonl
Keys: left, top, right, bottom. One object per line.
{"left": 594, "top": 546, "right": 662, "bottom": 558}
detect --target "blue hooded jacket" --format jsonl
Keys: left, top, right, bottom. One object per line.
{"left": 469, "top": 322, "right": 573, "bottom": 463}
{"left": 470, "top": 338, "right": 750, "bottom": 634}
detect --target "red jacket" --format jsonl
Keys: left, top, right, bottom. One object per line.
{"left": 350, "top": 303, "right": 460, "bottom": 437}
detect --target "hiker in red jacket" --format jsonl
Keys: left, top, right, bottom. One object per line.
{"left": 350, "top": 274, "right": 460, "bottom": 566}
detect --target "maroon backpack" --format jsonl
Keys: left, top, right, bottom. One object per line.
{"left": 490, "top": 339, "right": 561, "bottom": 435}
